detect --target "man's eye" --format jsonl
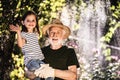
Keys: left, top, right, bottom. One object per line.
{"left": 50, "top": 32, "right": 53, "bottom": 34}
{"left": 57, "top": 31, "right": 61, "bottom": 34}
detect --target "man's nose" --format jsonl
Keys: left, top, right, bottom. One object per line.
{"left": 53, "top": 32, "right": 57, "bottom": 37}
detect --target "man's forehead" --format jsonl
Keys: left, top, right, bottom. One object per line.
{"left": 49, "top": 26, "right": 63, "bottom": 31}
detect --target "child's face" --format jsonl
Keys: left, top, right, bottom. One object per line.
{"left": 22, "top": 14, "right": 37, "bottom": 32}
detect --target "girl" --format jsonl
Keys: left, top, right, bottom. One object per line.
{"left": 10, "top": 11, "right": 53, "bottom": 80}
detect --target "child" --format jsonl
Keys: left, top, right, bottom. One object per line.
{"left": 10, "top": 11, "right": 53, "bottom": 80}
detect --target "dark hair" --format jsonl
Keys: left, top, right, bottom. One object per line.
{"left": 21, "top": 11, "right": 40, "bottom": 35}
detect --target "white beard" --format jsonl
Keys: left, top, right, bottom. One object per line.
{"left": 48, "top": 38, "right": 63, "bottom": 46}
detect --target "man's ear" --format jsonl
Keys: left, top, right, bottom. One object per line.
{"left": 21, "top": 21, "right": 24, "bottom": 25}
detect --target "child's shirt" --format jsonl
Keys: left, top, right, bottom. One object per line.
{"left": 21, "top": 32, "right": 44, "bottom": 66}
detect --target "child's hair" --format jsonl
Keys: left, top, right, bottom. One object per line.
{"left": 21, "top": 11, "right": 40, "bottom": 35}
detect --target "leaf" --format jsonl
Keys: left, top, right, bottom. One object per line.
{"left": 109, "top": 27, "right": 115, "bottom": 34}
{"left": 112, "top": 13, "right": 118, "bottom": 18}
{"left": 105, "top": 36, "right": 110, "bottom": 43}
{"left": 106, "top": 56, "right": 111, "bottom": 61}
{"left": 100, "top": 37, "right": 106, "bottom": 42}
{"left": 110, "top": 5, "right": 115, "bottom": 10}
{"left": 16, "top": 0, "right": 21, "bottom": 8}
{"left": 103, "top": 48, "right": 111, "bottom": 56}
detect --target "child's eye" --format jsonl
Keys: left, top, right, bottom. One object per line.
{"left": 26, "top": 20, "right": 36, "bottom": 22}
{"left": 27, "top": 20, "right": 31, "bottom": 22}
{"left": 32, "top": 20, "right": 35, "bottom": 22}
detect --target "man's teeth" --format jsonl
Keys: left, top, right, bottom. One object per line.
{"left": 53, "top": 39, "right": 58, "bottom": 40}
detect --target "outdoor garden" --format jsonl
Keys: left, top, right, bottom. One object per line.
{"left": 0, "top": 0, "right": 120, "bottom": 80}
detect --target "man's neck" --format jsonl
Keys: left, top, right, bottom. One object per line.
{"left": 50, "top": 45, "right": 62, "bottom": 50}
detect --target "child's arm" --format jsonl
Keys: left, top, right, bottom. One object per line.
{"left": 9, "top": 24, "right": 25, "bottom": 48}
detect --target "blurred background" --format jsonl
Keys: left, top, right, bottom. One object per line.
{"left": 0, "top": 0, "right": 120, "bottom": 80}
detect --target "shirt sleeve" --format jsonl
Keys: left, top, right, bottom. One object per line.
{"left": 67, "top": 49, "right": 80, "bottom": 68}
{"left": 21, "top": 32, "right": 26, "bottom": 39}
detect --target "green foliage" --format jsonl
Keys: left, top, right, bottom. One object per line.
{"left": 10, "top": 53, "right": 28, "bottom": 80}
{"left": 97, "top": 1, "right": 120, "bottom": 79}
{"left": 101, "top": 1, "right": 120, "bottom": 59}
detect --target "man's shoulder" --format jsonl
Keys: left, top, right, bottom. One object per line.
{"left": 64, "top": 46, "right": 74, "bottom": 50}
{"left": 62, "top": 46, "right": 75, "bottom": 54}
{"left": 41, "top": 45, "right": 50, "bottom": 50}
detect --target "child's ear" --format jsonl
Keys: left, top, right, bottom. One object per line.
{"left": 21, "top": 21, "right": 24, "bottom": 25}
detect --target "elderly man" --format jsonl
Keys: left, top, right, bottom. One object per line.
{"left": 26, "top": 19, "right": 79, "bottom": 80}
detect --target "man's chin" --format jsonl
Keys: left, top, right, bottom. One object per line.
{"left": 49, "top": 40, "right": 63, "bottom": 46}
{"left": 51, "top": 42, "right": 61, "bottom": 46}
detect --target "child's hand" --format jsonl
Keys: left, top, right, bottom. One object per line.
{"left": 9, "top": 24, "right": 21, "bottom": 33}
